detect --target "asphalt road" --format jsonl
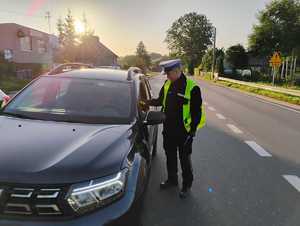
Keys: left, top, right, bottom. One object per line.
{"left": 141, "top": 75, "right": 300, "bottom": 226}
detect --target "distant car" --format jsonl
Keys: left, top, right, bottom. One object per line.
{"left": 0, "top": 89, "right": 10, "bottom": 108}
{"left": 48, "top": 63, "right": 94, "bottom": 75}
{"left": 0, "top": 68, "right": 163, "bottom": 226}
{"left": 223, "top": 68, "right": 233, "bottom": 75}
{"left": 241, "top": 69, "right": 252, "bottom": 77}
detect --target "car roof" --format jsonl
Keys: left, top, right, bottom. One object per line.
{"left": 43, "top": 68, "right": 144, "bottom": 82}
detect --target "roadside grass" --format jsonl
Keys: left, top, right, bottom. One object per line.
{"left": 147, "top": 71, "right": 160, "bottom": 77}
{"left": 256, "top": 80, "right": 300, "bottom": 91}
{"left": 196, "top": 74, "right": 300, "bottom": 105}
{"left": 0, "top": 76, "right": 31, "bottom": 93}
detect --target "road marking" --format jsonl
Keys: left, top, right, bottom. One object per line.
{"left": 227, "top": 124, "right": 243, "bottom": 134}
{"left": 216, "top": 113, "right": 226, "bottom": 120}
{"left": 208, "top": 106, "right": 216, "bottom": 111}
{"left": 283, "top": 175, "right": 300, "bottom": 192}
{"left": 245, "top": 141, "right": 272, "bottom": 157}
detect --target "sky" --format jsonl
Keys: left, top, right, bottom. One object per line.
{"left": 0, "top": 0, "right": 270, "bottom": 56}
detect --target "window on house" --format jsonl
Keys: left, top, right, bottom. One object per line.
{"left": 4, "top": 49, "right": 13, "bottom": 60}
{"left": 37, "top": 40, "right": 47, "bottom": 53}
{"left": 19, "top": 36, "right": 32, "bottom": 52}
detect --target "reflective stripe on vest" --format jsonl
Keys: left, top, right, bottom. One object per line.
{"left": 162, "top": 78, "right": 206, "bottom": 132}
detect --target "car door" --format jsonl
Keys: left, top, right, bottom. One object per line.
{"left": 138, "top": 79, "right": 155, "bottom": 154}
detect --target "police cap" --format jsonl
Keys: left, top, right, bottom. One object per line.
{"left": 159, "top": 59, "right": 182, "bottom": 74}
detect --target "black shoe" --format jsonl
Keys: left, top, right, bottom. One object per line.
{"left": 179, "top": 187, "right": 191, "bottom": 199}
{"left": 160, "top": 180, "right": 178, "bottom": 189}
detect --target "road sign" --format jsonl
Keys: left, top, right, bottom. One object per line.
{"left": 269, "top": 52, "right": 282, "bottom": 67}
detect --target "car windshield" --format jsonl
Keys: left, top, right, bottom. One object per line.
{"left": 1, "top": 76, "right": 133, "bottom": 124}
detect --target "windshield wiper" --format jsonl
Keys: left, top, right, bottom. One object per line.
{"left": 1, "top": 112, "right": 37, "bottom": 120}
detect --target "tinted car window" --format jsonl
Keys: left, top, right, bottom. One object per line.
{"left": 3, "top": 76, "right": 133, "bottom": 124}
{"left": 139, "top": 81, "right": 150, "bottom": 112}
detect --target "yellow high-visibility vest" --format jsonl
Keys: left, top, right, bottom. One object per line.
{"left": 162, "top": 78, "right": 206, "bottom": 132}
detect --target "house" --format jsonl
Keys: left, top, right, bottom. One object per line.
{"left": 247, "top": 52, "right": 269, "bottom": 72}
{"left": 0, "top": 23, "right": 58, "bottom": 78}
{"left": 76, "top": 36, "right": 118, "bottom": 67}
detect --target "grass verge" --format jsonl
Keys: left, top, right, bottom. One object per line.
{"left": 196, "top": 75, "right": 300, "bottom": 106}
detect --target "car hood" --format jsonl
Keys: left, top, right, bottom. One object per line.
{"left": 0, "top": 116, "right": 134, "bottom": 185}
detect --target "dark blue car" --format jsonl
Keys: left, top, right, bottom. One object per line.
{"left": 0, "top": 68, "right": 164, "bottom": 226}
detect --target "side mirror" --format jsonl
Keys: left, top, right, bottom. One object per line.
{"left": 143, "top": 111, "right": 165, "bottom": 125}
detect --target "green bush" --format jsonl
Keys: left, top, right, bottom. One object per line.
{"left": 0, "top": 76, "right": 31, "bottom": 93}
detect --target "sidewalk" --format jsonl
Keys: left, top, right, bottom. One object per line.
{"left": 218, "top": 77, "right": 300, "bottom": 97}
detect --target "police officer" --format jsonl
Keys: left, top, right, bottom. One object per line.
{"left": 146, "top": 59, "right": 205, "bottom": 198}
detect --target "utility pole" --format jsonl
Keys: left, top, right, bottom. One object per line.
{"left": 45, "top": 11, "right": 51, "bottom": 34}
{"left": 211, "top": 27, "right": 217, "bottom": 80}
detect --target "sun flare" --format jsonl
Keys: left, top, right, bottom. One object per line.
{"left": 75, "top": 20, "right": 85, "bottom": 34}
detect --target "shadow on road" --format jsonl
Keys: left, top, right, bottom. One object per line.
{"left": 141, "top": 124, "right": 300, "bottom": 226}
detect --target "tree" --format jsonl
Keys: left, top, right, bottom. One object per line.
{"left": 248, "top": 0, "right": 300, "bottom": 57}
{"left": 216, "top": 55, "right": 224, "bottom": 75}
{"left": 64, "top": 10, "right": 77, "bottom": 48}
{"left": 149, "top": 52, "right": 163, "bottom": 62}
{"left": 81, "top": 13, "right": 95, "bottom": 38}
{"left": 57, "top": 17, "right": 65, "bottom": 46}
{"left": 201, "top": 49, "right": 213, "bottom": 72}
{"left": 165, "top": 12, "right": 213, "bottom": 74}
{"left": 201, "top": 48, "right": 225, "bottom": 73}
{"left": 56, "top": 9, "right": 77, "bottom": 62}
{"left": 118, "top": 55, "right": 138, "bottom": 69}
{"left": 225, "top": 44, "right": 248, "bottom": 70}
{"left": 135, "top": 41, "right": 151, "bottom": 73}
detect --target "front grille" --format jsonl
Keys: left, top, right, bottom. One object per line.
{"left": 0, "top": 185, "right": 73, "bottom": 218}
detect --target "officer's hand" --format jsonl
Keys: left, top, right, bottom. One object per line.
{"left": 139, "top": 100, "right": 147, "bottom": 107}
{"left": 138, "top": 100, "right": 149, "bottom": 111}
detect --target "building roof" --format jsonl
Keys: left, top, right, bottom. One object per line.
{"left": 91, "top": 36, "right": 118, "bottom": 58}
{"left": 0, "top": 23, "right": 51, "bottom": 36}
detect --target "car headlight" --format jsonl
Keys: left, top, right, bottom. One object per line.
{"left": 67, "top": 168, "right": 128, "bottom": 214}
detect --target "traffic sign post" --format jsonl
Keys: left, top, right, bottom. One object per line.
{"left": 269, "top": 52, "right": 282, "bottom": 85}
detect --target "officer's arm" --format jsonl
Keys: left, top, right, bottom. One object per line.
{"left": 146, "top": 86, "right": 164, "bottom": 106}
{"left": 190, "top": 86, "right": 202, "bottom": 134}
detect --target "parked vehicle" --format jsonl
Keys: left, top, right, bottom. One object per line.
{"left": 0, "top": 89, "right": 10, "bottom": 108}
{"left": 0, "top": 68, "right": 164, "bottom": 226}
{"left": 48, "top": 63, "right": 94, "bottom": 75}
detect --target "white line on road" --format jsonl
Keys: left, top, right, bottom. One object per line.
{"left": 283, "top": 175, "right": 300, "bottom": 192}
{"left": 254, "top": 98, "right": 300, "bottom": 115}
{"left": 208, "top": 106, "right": 216, "bottom": 111}
{"left": 245, "top": 141, "right": 272, "bottom": 157}
{"left": 216, "top": 113, "right": 226, "bottom": 120}
{"left": 227, "top": 124, "right": 243, "bottom": 134}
